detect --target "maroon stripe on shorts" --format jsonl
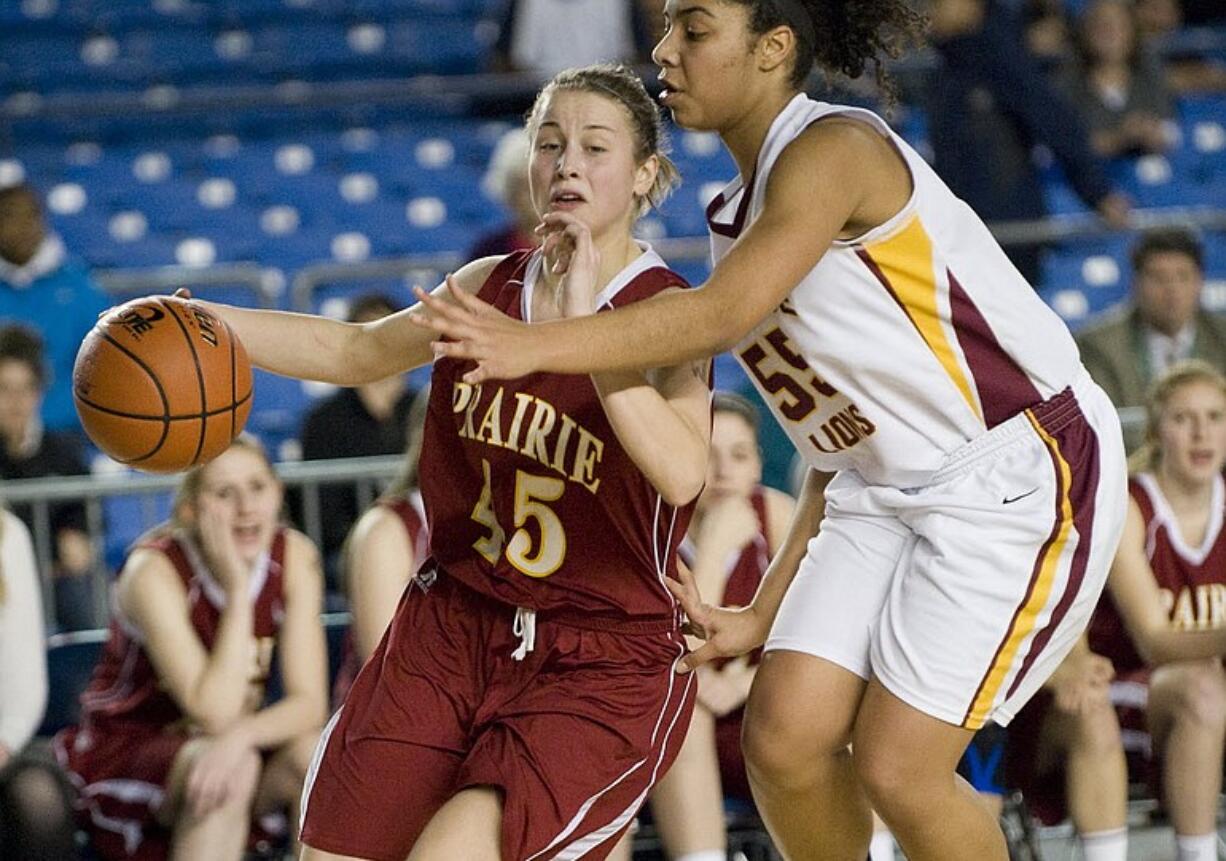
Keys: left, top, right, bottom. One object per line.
{"left": 947, "top": 269, "right": 1043, "bottom": 429}
{"left": 1005, "top": 394, "right": 1101, "bottom": 699}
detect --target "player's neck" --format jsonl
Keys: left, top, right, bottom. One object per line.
{"left": 720, "top": 88, "right": 800, "bottom": 181}
{"left": 1155, "top": 465, "right": 1215, "bottom": 514}
{"left": 536, "top": 230, "right": 642, "bottom": 318}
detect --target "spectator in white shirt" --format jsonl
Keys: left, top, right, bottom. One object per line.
{"left": 0, "top": 506, "right": 75, "bottom": 859}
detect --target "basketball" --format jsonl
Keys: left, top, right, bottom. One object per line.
{"left": 73, "top": 296, "right": 253, "bottom": 474}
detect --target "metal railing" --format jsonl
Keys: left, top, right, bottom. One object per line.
{"left": 0, "top": 454, "right": 402, "bottom": 630}
{"left": 94, "top": 262, "right": 284, "bottom": 308}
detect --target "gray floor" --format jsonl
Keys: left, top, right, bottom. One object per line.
{"left": 1033, "top": 822, "right": 1226, "bottom": 861}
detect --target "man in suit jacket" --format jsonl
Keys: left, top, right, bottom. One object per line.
{"left": 1077, "top": 227, "right": 1226, "bottom": 449}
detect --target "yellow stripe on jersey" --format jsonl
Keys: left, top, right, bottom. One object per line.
{"left": 863, "top": 218, "right": 983, "bottom": 424}
{"left": 964, "top": 412, "right": 1073, "bottom": 729}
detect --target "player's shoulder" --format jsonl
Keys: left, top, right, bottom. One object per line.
{"left": 454, "top": 252, "right": 532, "bottom": 294}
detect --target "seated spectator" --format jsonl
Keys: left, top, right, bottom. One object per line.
{"left": 1025, "top": 0, "right": 1073, "bottom": 64}
{"left": 1134, "top": 0, "right": 1226, "bottom": 93}
{"left": 0, "top": 504, "right": 75, "bottom": 860}
{"left": 332, "top": 387, "right": 429, "bottom": 706}
{"left": 292, "top": 293, "right": 417, "bottom": 578}
{"left": 645, "top": 393, "right": 794, "bottom": 861}
{"left": 1009, "top": 361, "right": 1226, "bottom": 861}
{"left": 490, "top": 0, "right": 657, "bottom": 75}
{"left": 0, "top": 323, "right": 99, "bottom": 630}
{"left": 0, "top": 183, "right": 110, "bottom": 434}
{"left": 1056, "top": 0, "right": 1175, "bottom": 158}
{"left": 468, "top": 130, "right": 539, "bottom": 260}
{"left": 54, "top": 436, "right": 327, "bottom": 861}
{"left": 1077, "top": 228, "right": 1226, "bottom": 450}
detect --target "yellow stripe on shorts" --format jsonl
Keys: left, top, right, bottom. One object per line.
{"left": 963, "top": 411, "right": 1073, "bottom": 729}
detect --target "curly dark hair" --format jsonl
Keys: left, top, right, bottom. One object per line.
{"left": 729, "top": 0, "right": 927, "bottom": 93}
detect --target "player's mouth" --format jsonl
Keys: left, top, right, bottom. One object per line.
{"left": 1190, "top": 449, "right": 1217, "bottom": 467}
{"left": 550, "top": 189, "right": 586, "bottom": 211}
{"left": 233, "top": 523, "right": 263, "bottom": 543}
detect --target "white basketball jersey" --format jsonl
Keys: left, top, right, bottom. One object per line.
{"left": 709, "top": 95, "right": 1082, "bottom": 486}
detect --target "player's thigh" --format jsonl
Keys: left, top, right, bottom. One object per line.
{"left": 407, "top": 787, "right": 502, "bottom": 861}
{"left": 766, "top": 469, "right": 911, "bottom": 683}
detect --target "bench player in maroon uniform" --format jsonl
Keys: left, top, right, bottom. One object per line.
{"left": 54, "top": 437, "right": 328, "bottom": 860}
{"left": 332, "top": 388, "right": 429, "bottom": 706}
{"left": 643, "top": 392, "right": 793, "bottom": 861}
{"left": 1010, "top": 360, "right": 1226, "bottom": 861}
{"left": 188, "top": 64, "right": 711, "bottom": 860}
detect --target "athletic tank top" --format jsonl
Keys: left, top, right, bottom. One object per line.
{"left": 1089, "top": 474, "right": 1226, "bottom": 672}
{"left": 708, "top": 94, "right": 1083, "bottom": 487}
{"left": 418, "top": 246, "right": 705, "bottom": 624}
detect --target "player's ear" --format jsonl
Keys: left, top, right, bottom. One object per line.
{"left": 756, "top": 24, "right": 796, "bottom": 75}
{"left": 633, "top": 154, "right": 659, "bottom": 201}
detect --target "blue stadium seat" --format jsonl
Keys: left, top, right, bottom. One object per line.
{"left": 39, "top": 629, "right": 108, "bottom": 737}
{"left": 102, "top": 490, "right": 174, "bottom": 572}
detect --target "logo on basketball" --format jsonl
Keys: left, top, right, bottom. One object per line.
{"left": 116, "top": 306, "right": 165, "bottom": 339}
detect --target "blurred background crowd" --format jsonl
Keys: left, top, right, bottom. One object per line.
{"left": 1, "top": 0, "right": 1224, "bottom": 858}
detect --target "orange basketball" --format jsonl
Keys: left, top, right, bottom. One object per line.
{"left": 73, "top": 296, "right": 253, "bottom": 474}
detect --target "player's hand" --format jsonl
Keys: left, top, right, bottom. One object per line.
{"left": 409, "top": 276, "right": 543, "bottom": 383}
{"left": 696, "top": 657, "right": 755, "bottom": 717}
{"left": 194, "top": 497, "right": 248, "bottom": 597}
{"left": 538, "top": 212, "right": 601, "bottom": 317}
{"left": 172, "top": 288, "right": 193, "bottom": 300}
{"left": 185, "top": 729, "right": 255, "bottom": 818}
{"left": 1049, "top": 650, "right": 1113, "bottom": 715}
{"left": 666, "top": 563, "right": 769, "bottom": 673}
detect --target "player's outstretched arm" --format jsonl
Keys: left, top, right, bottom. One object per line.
{"left": 414, "top": 121, "right": 899, "bottom": 384}
{"left": 1109, "top": 498, "right": 1226, "bottom": 664}
{"left": 190, "top": 256, "right": 501, "bottom": 386}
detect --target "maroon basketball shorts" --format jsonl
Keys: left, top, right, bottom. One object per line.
{"left": 54, "top": 725, "right": 187, "bottom": 860}
{"left": 300, "top": 571, "right": 696, "bottom": 861}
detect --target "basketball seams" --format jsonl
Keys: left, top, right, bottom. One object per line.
{"left": 157, "top": 299, "right": 209, "bottom": 467}
{"left": 94, "top": 330, "right": 172, "bottom": 461}
{"left": 74, "top": 389, "right": 253, "bottom": 422}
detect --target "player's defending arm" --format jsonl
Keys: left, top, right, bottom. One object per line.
{"left": 121, "top": 510, "right": 255, "bottom": 735}
{"left": 191, "top": 256, "right": 501, "bottom": 386}
{"left": 670, "top": 468, "right": 830, "bottom": 672}
{"left": 1110, "top": 498, "right": 1226, "bottom": 664}
{"left": 414, "top": 119, "right": 908, "bottom": 382}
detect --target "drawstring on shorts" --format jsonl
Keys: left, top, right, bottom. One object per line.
{"left": 511, "top": 607, "right": 537, "bottom": 661}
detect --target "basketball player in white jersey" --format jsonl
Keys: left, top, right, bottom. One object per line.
{"left": 412, "top": 1, "right": 1129, "bottom": 859}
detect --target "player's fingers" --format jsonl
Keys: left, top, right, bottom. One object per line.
{"left": 679, "top": 642, "right": 721, "bottom": 673}
{"left": 173, "top": 288, "right": 193, "bottom": 299}
{"left": 461, "top": 363, "right": 496, "bottom": 385}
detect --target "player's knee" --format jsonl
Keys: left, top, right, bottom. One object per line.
{"left": 852, "top": 745, "right": 916, "bottom": 815}
{"left": 742, "top": 715, "right": 808, "bottom": 787}
{"left": 1073, "top": 699, "right": 1124, "bottom": 754}
{"left": 1173, "top": 666, "right": 1226, "bottom": 729}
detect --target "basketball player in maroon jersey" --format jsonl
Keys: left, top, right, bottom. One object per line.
{"left": 183, "top": 64, "right": 711, "bottom": 860}
{"left": 53, "top": 436, "right": 328, "bottom": 861}
{"left": 1011, "top": 360, "right": 1226, "bottom": 861}
{"left": 332, "top": 388, "right": 429, "bottom": 706}
{"left": 638, "top": 392, "right": 793, "bottom": 861}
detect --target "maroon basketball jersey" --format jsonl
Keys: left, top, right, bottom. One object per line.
{"left": 680, "top": 487, "right": 771, "bottom": 667}
{"left": 76, "top": 529, "right": 288, "bottom": 735}
{"left": 418, "top": 248, "right": 703, "bottom": 624}
{"left": 1089, "top": 474, "right": 1226, "bottom": 673}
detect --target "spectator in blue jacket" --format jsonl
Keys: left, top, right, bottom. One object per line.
{"left": 0, "top": 183, "right": 110, "bottom": 434}
{"left": 927, "top": 0, "right": 1131, "bottom": 285}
